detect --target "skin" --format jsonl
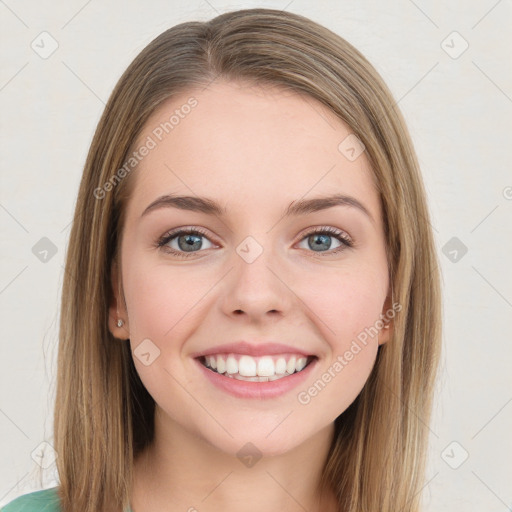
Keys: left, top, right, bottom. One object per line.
{"left": 109, "top": 80, "right": 392, "bottom": 512}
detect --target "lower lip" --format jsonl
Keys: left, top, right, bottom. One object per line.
{"left": 194, "top": 357, "right": 318, "bottom": 399}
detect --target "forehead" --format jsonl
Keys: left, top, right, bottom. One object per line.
{"left": 125, "top": 80, "right": 380, "bottom": 223}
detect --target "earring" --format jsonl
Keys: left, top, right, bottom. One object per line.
{"left": 117, "top": 319, "right": 124, "bottom": 328}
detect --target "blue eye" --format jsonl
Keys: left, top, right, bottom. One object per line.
{"left": 157, "top": 227, "right": 215, "bottom": 257}
{"left": 157, "top": 226, "right": 353, "bottom": 258}
{"left": 297, "top": 226, "right": 353, "bottom": 255}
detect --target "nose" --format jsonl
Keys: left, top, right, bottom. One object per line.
{"left": 220, "top": 245, "right": 293, "bottom": 323}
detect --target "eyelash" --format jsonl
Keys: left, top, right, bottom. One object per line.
{"left": 156, "top": 225, "right": 354, "bottom": 258}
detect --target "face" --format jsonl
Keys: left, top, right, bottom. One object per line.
{"left": 109, "top": 80, "right": 392, "bottom": 457}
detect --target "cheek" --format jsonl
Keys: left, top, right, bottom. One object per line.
{"left": 124, "top": 258, "right": 212, "bottom": 341}
{"left": 293, "top": 264, "right": 386, "bottom": 408}
{"left": 123, "top": 260, "right": 216, "bottom": 394}
{"left": 299, "top": 264, "right": 388, "bottom": 349}
{"left": 123, "top": 261, "right": 212, "bottom": 434}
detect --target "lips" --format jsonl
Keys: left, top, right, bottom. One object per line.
{"left": 191, "top": 341, "right": 317, "bottom": 397}
{"left": 190, "top": 340, "right": 314, "bottom": 358}
{"left": 194, "top": 354, "right": 318, "bottom": 399}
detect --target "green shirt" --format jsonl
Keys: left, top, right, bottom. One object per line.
{"left": 1, "top": 487, "right": 133, "bottom": 512}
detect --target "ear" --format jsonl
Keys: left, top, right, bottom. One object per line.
{"left": 378, "top": 292, "right": 395, "bottom": 346}
{"left": 108, "top": 259, "right": 130, "bottom": 339}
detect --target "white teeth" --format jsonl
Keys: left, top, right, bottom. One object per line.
{"left": 257, "top": 356, "right": 275, "bottom": 377}
{"left": 286, "top": 356, "right": 296, "bottom": 374}
{"left": 296, "top": 357, "right": 307, "bottom": 372}
{"left": 275, "top": 357, "right": 287, "bottom": 375}
{"left": 202, "top": 353, "right": 312, "bottom": 379}
{"left": 226, "top": 355, "right": 238, "bottom": 374}
{"left": 216, "top": 356, "right": 226, "bottom": 374}
{"left": 238, "top": 355, "right": 257, "bottom": 377}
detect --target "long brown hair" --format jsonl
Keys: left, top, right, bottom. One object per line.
{"left": 55, "top": 8, "right": 441, "bottom": 511}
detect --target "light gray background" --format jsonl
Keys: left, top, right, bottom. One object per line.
{"left": 1, "top": 0, "right": 511, "bottom": 510}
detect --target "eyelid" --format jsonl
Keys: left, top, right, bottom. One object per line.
{"left": 158, "top": 225, "right": 213, "bottom": 240}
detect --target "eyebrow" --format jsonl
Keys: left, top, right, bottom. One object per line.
{"left": 141, "top": 193, "right": 374, "bottom": 223}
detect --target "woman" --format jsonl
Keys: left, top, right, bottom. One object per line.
{"left": 3, "top": 7, "right": 441, "bottom": 512}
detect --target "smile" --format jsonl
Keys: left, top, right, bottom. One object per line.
{"left": 199, "top": 353, "right": 314, "bottom": 381}
{"left": 195, "top": 352, "right": 318, "bottom": 399}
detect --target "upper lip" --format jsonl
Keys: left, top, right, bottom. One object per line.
{"left": 191, "top": 341, "right": 314, "bottom": 358}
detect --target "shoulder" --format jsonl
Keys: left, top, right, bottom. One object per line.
{"left": 1, "top": 487, "right": 60, "bottom": 512}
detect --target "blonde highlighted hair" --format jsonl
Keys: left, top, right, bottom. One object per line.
{"left": 55, "top": 8, "right": 441, "bottom": 511}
